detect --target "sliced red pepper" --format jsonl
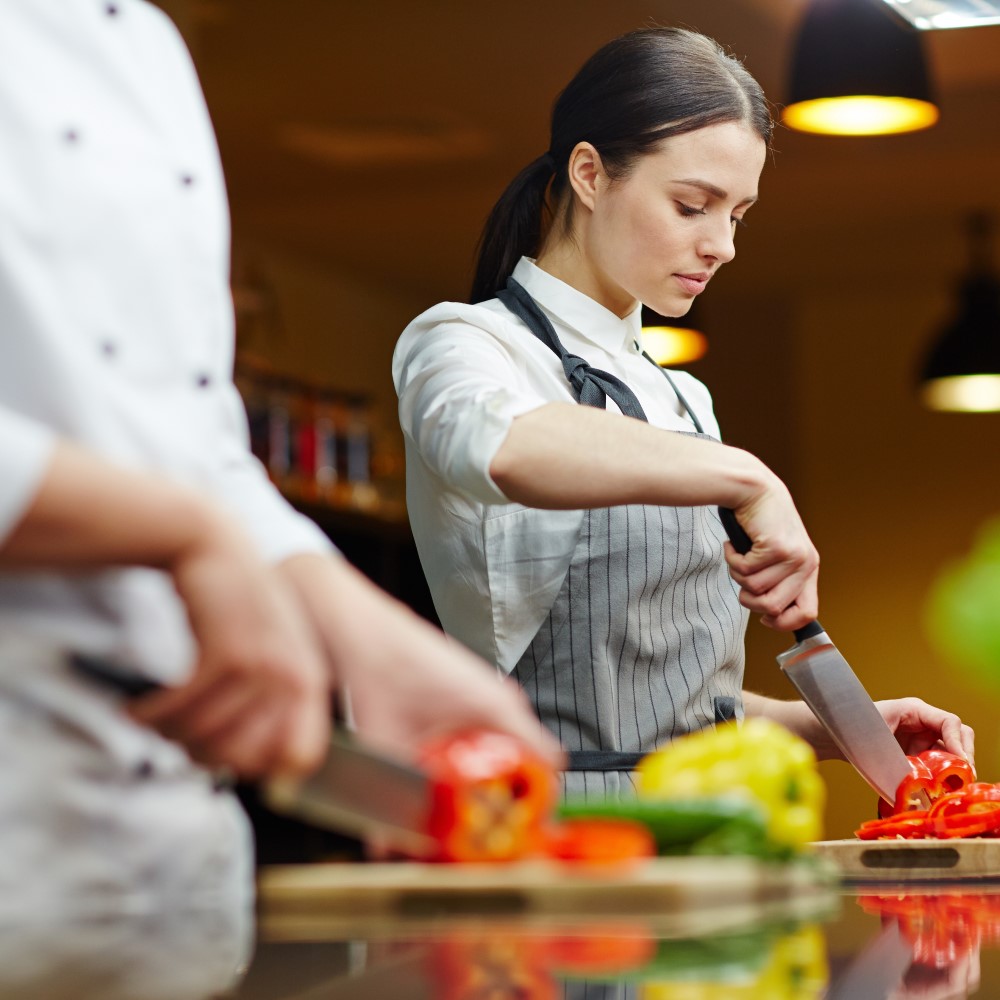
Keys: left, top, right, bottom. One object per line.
{"left": 878, "top": 751, "right": 977, "bottom": 818}
{"left": 919, "top": 748, "right": 976, "bottom": 793}
{"left": 418, "top": 730, "right": 557, "bottom": 863}
{"left": 928, "top": 784, "right": 1000, "bottom": 819}
{"left": 857, "top": 811, "right": 931, "bottom": 840}
{"left": 893, "top": 758, "right": 937, "bottom": 814}
{"left": 544, "top": 818, "right": 655, "bottom": 865}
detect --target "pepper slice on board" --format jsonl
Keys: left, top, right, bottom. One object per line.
{"left": 856, "top": 811, "right": 931, "bottom": 840}
{"left": 543, "top": 818, "right": 655, "bottom": 865}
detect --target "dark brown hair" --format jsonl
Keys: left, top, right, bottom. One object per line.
{"left": 470, "top": 27, "right": 773, "bottom": 303}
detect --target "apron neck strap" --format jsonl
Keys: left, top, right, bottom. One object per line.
{"left": 498, "top": 277, "right": 705, "bottom": 433}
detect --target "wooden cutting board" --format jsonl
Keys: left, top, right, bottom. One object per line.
{"left": 814, "top": 838, "right": 1000, "bottom": 882}
{"left": 257, "top": 856, "right": 837, "bottom": 940}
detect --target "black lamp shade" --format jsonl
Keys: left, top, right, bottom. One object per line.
{"left": 788, "top": 0, "right": 934, "bottom": 106}
{"left": 921, "top": 276, "right": 1000, "bottom": 381}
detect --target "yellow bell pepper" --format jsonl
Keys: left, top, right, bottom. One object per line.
{"left": 635, "top": 719, "right": 825, "bottom": 851}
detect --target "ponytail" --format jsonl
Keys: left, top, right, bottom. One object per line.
{"left": 469, "top": 153, "right": 555, "bottom": 305}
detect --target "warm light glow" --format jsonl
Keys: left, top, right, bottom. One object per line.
{"left": 781, "top": 96, "right": 939, "bottom": 136}
{"left": 922, "top": 375, "right": 1000, "bottom": 412}
{"left": 641, "top": 326, "right": 707, "bottom": 366}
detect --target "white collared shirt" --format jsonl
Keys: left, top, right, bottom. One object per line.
{"left": 393, "top": 257, "right": 721, "bottom": 672}
{"left": 0, "top": 0, "right": 332, "bottom": 680}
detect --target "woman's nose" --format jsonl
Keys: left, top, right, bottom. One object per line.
{"left": 699, "top": 221, "right": 736, "bottom": 265}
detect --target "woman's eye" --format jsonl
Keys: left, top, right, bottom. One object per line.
{"left": 732, "top": 216, "right": 749, "bottom": 230}
{"left": 677, "top": 203, "right": 706, "bottom": 218}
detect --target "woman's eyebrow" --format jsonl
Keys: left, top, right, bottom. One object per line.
{"left": 673, "top": 178, "right": 758, "bottom": 206}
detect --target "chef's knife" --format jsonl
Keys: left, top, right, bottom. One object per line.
{"left": 68, "top": 652, "right": 439, "bottom": 857}
{"left": 718, "top": 508, "right": 914, "bottom": 805}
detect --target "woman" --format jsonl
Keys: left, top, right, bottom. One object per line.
{"left": 394, "top": 27, "right": 973, "bottom": 797}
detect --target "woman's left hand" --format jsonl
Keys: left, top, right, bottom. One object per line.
{"left": 875, "top": 697, "right": 975, "bottom": 769}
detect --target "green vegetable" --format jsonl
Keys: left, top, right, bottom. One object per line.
{"left": 556, "top": 796, "right": 778, "bottom": 858}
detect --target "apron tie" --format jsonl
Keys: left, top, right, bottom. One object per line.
{"left": 498, "top": 277, "right": 706, "bottom": 432}
{"left": 498, "top": 279, "right": 650, "bottom": 421}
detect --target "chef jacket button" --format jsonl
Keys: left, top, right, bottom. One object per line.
{"left": 100, "top": 339, "right": 117, "bottom": 358}
{"left": 195, "top": 373, "right": 212, "bottom": 388}
{"left": 181, "top": 173, "right": 196, "bottom": 187}
{"left": 63, "top": 129, "right": 80, "bottom": 145}
{"left": 105, "top": 3, "right": 119, "bottom": 15}
{"left": 134, "top": 759, "right": 155, "bottom": 780}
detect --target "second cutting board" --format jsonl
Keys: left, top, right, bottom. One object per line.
{"left": 814, "top": 838, "right": 1000, "bottom": 882}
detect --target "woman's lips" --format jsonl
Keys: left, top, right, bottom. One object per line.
{"left": 673, "top": 273, "right": 710, "bottom": 295}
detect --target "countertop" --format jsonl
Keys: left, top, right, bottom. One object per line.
{"left": 9, "top": 864, "right": 1000, "bottom": 999}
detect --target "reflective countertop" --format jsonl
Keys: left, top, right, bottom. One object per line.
{"left": 10, "top": 873, "right": 1000, "bottom": 999}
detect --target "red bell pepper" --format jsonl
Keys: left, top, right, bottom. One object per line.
{"left": 892, "top": 757, "right": 937, "bottom": 814}
{"left": 543, "top": 818, "right": 655, "bottom": 865}
{"left": 859, "top": 781, "right": 1000, "bottom": 840}
{"left": 878, "top": 749, "right": 976, "bottom": 818}
{"left": 857, "top": 811, "right": 931, "bottom": 840}
{"left": 920, "top": 748, "right": 976, "bottom": 794}
{"left": 418, "top": 730, "right": 557, "bottom": 863}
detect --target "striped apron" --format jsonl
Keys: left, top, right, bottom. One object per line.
{"left": 498, "top": 279, "right": 748, "bottom": 799}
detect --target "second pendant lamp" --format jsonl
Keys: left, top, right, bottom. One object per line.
{"left": 782, "top": 0, "right": 939, "bottom": 136}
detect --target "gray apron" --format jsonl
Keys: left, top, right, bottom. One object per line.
{"left": 498, "top": 279, "right": 748, "bottom": 799}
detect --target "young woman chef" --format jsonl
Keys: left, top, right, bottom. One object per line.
{"left": 394, "top": 27, "right": 974, "bottom": 798}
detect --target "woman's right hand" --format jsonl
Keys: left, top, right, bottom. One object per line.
{"left": 723, "top": 475, "right": 820, "bottom": 632}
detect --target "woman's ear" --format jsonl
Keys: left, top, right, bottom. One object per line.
{"left": 566, "top": 141, "right": 605, "bottom": 213}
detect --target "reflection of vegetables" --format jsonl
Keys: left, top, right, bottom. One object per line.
{"left": 426, "top": 932, "right": 557, "bottom": 1000}
{"left": 857, "top": 893, "right": 1000, "bottom": 971}
{"left": 557, "top": 797, "right": 771, "bottom": 858}
{"left": 419, "top": 730, "right": 557, "bottom": 862}
{"left": 539, "top": 926, "right": 658, "bottom": 974}
{"left": 427, "top": 921, "right": 828, "bottom": 1000}
{"left": 638, "top": 925, "right": 828, "bottom": 1000}
{"left": 636, "top": 719, "right": 825, "bottom": 853}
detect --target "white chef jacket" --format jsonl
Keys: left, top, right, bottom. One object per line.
{"left": 0, "top": 0, "right": 331, "bottom": 915}
{"left": 393, "top": 257, "right": 721, "bottom": 673}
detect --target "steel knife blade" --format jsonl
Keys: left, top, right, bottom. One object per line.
{"left": 69, "top": 652, "right": 439, "bottom": 857}
{"left": 775, "top": 623, "right": 912, "bottom": 803}
{"left": 719, "top": 508, "right": 914, "bottom": 804}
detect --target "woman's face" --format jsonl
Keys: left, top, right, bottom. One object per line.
{"left": 580, "top": 121, "right": 766, "bottom": 318}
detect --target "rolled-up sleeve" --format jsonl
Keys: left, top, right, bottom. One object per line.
{"left": 393, "top": 313, "right": 546, "bottom": 505}
{"left": 0, "top": 407, "right": 57, "bottom": 546}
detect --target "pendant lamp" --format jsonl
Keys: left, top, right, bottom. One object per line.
{"left": 919, "top": 213, "right": 1000, "bottom": 413}
{"left": 640, "top": 305, "right": 707, "bottom": 367}
{"left": 783, "top": 0, "right": 939, "bottom": 136}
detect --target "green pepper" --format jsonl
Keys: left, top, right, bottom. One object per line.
{"left": 635, "top": 719, "right": 826, "bottom": 852}
{"left": 557, "top": 796, "right": 773, "bottom": 857}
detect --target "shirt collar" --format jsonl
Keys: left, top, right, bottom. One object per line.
{"left": 511, "top": 257, "right": 642, "bottom": 356}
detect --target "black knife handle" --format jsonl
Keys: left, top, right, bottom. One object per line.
{"left": 718, "top": 507, "right": 824, "bottom": 645}
{"left": 718, "top": 507, "right": 752, "bottom": 554}
{"left": 70, "top": 652, "right": 164, "bottom": 698}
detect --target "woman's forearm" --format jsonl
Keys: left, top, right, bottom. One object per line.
{"left": 743, "top": 691, "right": 838, "bottom": 758}
{"left": 489, "top": 402, "right": 775, "bottom": 511}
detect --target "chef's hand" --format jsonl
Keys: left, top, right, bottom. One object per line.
{"left": 722, "top": 477, "right": 820, "bottom": 632}
{"left": 875, "top": 697, "right": 976, "bottom": 767}
{"left": 129, "top": 516, "right": 331, "bottom": 779}
{"left": 276, "top": 553, "right": 565, "bottom": 768}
